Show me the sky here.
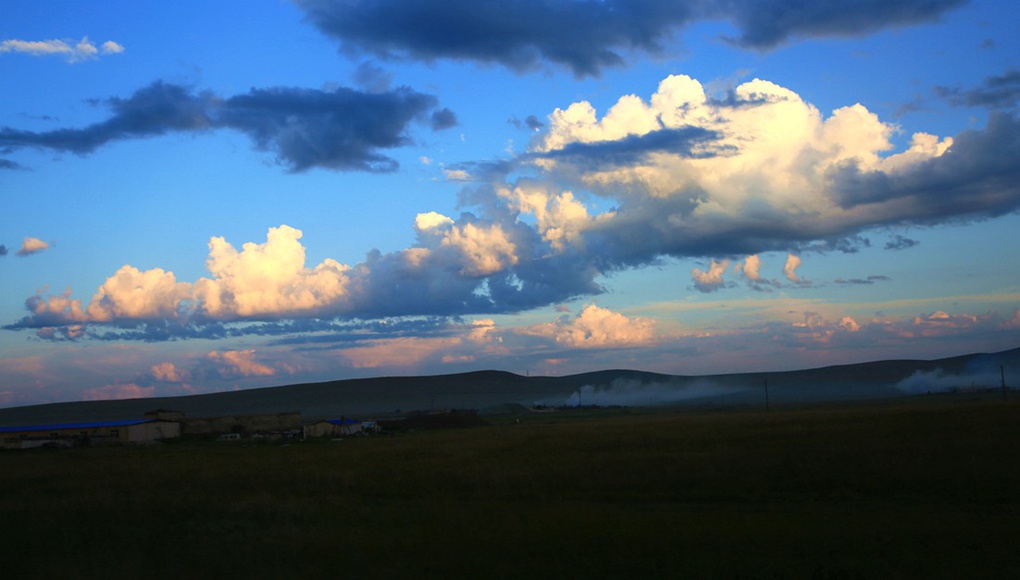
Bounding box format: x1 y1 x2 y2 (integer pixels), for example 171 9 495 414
1 0 1018 407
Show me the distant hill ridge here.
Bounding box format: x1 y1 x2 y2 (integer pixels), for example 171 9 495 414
0 347 1016 427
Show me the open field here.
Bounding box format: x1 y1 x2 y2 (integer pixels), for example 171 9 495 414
2 397 1020 578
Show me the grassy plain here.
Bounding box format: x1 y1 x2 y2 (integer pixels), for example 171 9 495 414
2 397 1019 578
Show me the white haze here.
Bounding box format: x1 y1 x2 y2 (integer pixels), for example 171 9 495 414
548 378 745 408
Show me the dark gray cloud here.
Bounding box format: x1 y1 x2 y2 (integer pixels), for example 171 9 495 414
885 235 919 250
531 126 722 168
352 60 394 92
718 0 966 49
295 0 964 76
829 112 1020 223
0 80 452 172
0 159 27 170
936 69 1020 109
430 107 458 130
834 275 891 285
509 115 547 131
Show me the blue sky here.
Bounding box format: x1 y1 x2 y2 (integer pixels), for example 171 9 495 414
1 0 1018 406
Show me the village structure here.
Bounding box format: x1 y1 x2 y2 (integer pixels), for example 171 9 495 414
0 408 380 450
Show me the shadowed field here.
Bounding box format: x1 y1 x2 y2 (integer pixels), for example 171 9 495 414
2 398 1019 577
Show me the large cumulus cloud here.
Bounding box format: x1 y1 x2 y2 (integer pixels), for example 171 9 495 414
0 81 453 172
8 74 1020 340
295 0 964 76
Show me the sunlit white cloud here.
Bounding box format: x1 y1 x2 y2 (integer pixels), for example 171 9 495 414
16 237 49 257
0 36 124 62
783 254 803 283
691 259 730 293
208 349 276 377
80 383 155 401
522 304 655 348
151 362 185 383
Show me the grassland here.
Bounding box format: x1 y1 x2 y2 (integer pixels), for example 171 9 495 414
2 397 1019 578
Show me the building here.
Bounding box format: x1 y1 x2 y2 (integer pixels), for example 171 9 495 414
303 418 364 439
0 419 181 449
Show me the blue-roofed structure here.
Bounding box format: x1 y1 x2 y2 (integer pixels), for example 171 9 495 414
303 417 364 438
0 418 180 449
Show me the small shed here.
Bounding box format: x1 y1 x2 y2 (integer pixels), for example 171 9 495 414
303 418 363 439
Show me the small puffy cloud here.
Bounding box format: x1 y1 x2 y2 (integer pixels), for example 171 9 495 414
151 362 185 383
885 235 920 250
691 259 730 293
80 383 155 401
526 304 655 348
443 168 472 181
783 254 803 283
16 237 49 257
0 36 125 62
208 349 276 377
740 255 762 282
414 211 454 231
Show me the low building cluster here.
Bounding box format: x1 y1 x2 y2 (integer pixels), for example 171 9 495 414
0 409 379 450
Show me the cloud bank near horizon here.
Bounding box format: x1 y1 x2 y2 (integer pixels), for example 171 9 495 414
295 0 965 76
7 73 1020 341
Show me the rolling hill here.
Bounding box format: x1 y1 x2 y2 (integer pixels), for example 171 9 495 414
0 347 1017 427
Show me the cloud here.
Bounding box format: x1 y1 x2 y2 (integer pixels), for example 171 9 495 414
524 304 655 348
0 159 27 170
0 36 124 62
151 362 185 383
9 74 1020 339
716 0 965 49
691 259 730 293
0 80 451 172
936 69 1020 109
783 254 803 283
885 235 919 250
80 383 155 401
208 349 276 377
16 237 49 257
295 0 963 76
193 225 352 320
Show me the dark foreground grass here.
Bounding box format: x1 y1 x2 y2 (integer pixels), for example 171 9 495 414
2 399 1019 578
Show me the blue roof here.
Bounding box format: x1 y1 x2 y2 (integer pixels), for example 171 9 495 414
0 418 153 434
325 418 362 426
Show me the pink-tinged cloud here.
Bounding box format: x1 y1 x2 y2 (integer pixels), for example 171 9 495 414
151 362 185 383
740 255 762 282
80 383 156 401
340 336 464 369
208 349 276 377
691 259 729 292
783 254 803 283
16 237 49 257
525 304 655 348
87 266 190 322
